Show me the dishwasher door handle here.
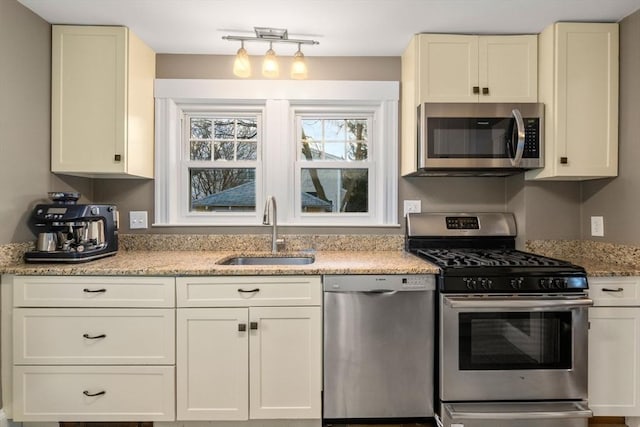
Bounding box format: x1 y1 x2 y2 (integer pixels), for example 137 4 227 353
364 289 398 295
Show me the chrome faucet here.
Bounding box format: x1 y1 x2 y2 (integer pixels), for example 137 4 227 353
263 196 284 253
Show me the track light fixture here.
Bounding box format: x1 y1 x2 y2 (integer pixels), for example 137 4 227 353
223 27 319 79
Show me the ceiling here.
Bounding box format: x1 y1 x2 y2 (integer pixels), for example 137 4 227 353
17 0 640 57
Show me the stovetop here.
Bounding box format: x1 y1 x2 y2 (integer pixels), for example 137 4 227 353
406 212 588 293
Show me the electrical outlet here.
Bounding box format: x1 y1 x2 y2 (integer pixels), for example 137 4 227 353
591 216 604 237
403 200 422 217
129 211 148 229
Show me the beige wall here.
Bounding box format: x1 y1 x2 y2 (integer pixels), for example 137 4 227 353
0 0 91 245
580 8 640 244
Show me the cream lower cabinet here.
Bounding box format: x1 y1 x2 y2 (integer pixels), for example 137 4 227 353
588 277 640 417
6 275 176 422
176 276 322 421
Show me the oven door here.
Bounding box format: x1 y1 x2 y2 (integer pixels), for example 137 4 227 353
440 294 592 402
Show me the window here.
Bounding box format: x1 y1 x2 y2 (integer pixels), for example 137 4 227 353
186 114 260 213
155 80 398 227
295 114 372 217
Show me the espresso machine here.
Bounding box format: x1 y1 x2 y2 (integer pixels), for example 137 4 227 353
24 192 119 263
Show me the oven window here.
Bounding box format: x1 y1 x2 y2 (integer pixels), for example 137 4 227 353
458 312 572 370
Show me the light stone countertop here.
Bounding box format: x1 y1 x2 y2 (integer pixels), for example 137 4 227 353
0 250 439 276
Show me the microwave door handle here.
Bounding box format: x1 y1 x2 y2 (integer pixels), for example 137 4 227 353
510 108 526 166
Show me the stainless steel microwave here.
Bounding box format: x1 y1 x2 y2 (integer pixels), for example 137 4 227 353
413 103 544 176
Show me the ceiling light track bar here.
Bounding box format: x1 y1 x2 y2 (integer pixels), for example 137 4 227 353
222 35 319 46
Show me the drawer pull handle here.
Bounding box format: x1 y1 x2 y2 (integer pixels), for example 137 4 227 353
83 390 106 397
83 333 107 340
83 288 107 293
238 288 260 293
602 287 624 292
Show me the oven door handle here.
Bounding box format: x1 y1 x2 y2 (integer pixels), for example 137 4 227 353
443 296 593 309
444 402 592 420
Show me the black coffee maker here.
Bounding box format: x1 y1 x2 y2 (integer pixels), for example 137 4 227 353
24 192 119 263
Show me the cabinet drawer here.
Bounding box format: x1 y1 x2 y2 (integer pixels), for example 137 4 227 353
13 365 175 421
13 308 175 365
589 277 640 306
13 276 175 307
176 276 322 307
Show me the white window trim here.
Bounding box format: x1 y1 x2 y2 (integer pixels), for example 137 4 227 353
155 79 399 227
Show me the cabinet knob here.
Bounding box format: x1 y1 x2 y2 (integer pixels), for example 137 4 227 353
250 321 258 330
238 323 247 332
560 157 568 164
482 87 489 95
114 154 122 162
472 86 480 94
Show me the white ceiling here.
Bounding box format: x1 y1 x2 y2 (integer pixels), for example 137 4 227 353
17 0 640 57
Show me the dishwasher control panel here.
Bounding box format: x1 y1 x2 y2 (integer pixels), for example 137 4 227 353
323 274 436 292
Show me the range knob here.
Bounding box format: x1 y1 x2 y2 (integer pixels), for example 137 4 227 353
463 278 477 290
539 278 550 289
553 278 567 289
510 277 524 290
479 278 493 290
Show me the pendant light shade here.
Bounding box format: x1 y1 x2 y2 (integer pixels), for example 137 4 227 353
291 45 308 79
223 27 318 80
262 43 279 78
232 42 251 78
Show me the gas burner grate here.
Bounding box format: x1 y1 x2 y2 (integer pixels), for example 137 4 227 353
416 248 567 268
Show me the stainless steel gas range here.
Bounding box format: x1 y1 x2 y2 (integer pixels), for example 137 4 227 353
406 212 593 427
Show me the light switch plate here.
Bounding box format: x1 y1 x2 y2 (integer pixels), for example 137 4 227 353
403 200 421 216
591 216 604 237
129 211 148 229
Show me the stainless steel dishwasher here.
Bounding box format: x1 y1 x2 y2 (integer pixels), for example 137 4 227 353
323 274 436 421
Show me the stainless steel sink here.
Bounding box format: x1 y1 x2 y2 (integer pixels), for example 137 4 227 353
218 255 315 265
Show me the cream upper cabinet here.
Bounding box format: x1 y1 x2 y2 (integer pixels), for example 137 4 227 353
401 33 537 175
410 34 538 103
526 22 619 181
51 25 155 178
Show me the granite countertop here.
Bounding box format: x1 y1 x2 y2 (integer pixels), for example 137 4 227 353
0 249 439 276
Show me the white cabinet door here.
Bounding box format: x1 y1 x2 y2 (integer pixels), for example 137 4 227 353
51 25 155 178
478 35 538 102
176 308 249 420
526 22 619 180
418 34 479 103
416 34 537 103
589 307 640 416
249 306 322 419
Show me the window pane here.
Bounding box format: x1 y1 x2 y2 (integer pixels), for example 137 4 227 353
190 118 211 139
214 141 235 161
237 119 258 140
190 168 256 212
299 118 369 161
301 168 368 213
237 141 257 160
190 141 211 161
214 119 235 140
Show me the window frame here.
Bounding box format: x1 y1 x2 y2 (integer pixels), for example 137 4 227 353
155 79 398 227
181 108 263 222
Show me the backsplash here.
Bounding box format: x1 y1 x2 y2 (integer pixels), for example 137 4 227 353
527 239 640 267
119 233 405 252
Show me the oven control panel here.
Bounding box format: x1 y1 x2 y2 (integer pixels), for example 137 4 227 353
445 274 588 292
